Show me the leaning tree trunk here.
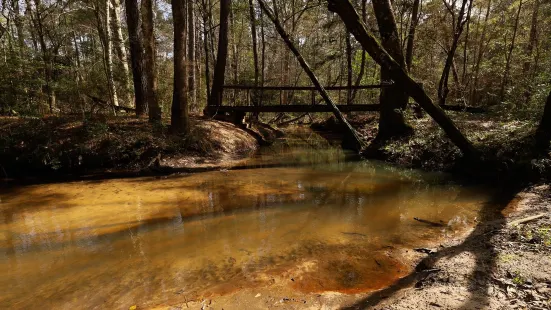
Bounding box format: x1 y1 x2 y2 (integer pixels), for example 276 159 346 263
536 90 551 150
327 0 477 158
171 0 189 133
372 0 412 140
208 0 231 107
258 0 364 151
125 0 147 116
141 0 161 121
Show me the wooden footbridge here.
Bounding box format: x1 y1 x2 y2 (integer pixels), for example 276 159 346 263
204 84 386 123
204 84 484 124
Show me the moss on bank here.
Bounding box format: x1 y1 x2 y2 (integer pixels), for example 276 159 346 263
0 115 258 179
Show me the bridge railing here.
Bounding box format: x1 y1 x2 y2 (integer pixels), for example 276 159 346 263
219 84 391 108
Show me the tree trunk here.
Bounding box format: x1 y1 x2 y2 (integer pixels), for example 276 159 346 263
32 0 56 113
141 0 161 121
470 0 491 104
125 0 147 116
536 89 551 150
405 0 420 71
111 0 132 106
461 0 473 83
171 0 189 133
499 0 522 103
328 0 477 158
523 0 539 104
187 0 196 111
372 0 412 140
248 0 259 101
13 0 25 52
437 0 470 106
260 6 266 104
351 0 367 102
345 32 353 105
229 7 238 96
201 0 211 102
104 0 119 108
258 0 364 152
208 0 231 107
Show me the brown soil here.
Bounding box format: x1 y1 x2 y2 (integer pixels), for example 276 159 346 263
0 115 259 180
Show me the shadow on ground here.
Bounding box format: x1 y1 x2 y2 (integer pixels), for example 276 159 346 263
341 183 524 310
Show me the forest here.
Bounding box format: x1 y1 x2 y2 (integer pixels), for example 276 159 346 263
1 0 551 308
0 0 550 175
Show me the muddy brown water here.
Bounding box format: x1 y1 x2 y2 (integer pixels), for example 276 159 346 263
0 129 494 309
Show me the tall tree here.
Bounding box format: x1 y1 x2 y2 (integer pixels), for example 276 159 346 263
200 0 211 101
523 0 540 104
111 0 132 106
350 0 367 102
141 0 161 121
187 0 197 111
437 0 471 106
248 0 259 99
499 0 523 103
372 0 412 140
208 0 231 107
172 0 190 133
30 0 56 113
328 0 477 158
345 32 353 105
536 89 551 149
405 0 420 71
125 0 147 116
470 0 491 104
95 0 119 109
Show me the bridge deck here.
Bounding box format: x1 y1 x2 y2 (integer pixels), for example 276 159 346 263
205 104 380 113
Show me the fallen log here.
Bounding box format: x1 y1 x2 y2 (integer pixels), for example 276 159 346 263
414 217 446 227
440 104 487 113
508 213 548 227
86 94 136 114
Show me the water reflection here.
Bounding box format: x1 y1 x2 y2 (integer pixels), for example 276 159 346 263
0 130 492 309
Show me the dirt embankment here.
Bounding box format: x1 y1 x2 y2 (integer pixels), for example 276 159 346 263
0 115 265 180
